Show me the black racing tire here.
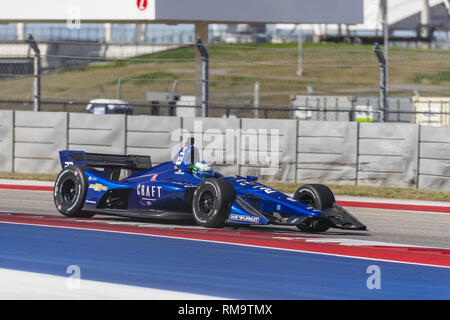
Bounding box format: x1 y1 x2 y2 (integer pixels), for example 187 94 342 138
294 184 335 232
53 165 94 218
192 178 236 228
294 184 335 211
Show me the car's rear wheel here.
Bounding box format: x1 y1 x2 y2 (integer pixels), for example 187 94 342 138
294 184 335 232
192 178 236 228
54 165 94 218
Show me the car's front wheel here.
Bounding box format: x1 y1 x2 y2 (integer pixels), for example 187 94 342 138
294 184 335 232
192 178 236 228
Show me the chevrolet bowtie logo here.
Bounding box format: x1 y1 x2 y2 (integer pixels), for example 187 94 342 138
89 183 107 192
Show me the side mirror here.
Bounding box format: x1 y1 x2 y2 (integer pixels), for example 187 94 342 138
246 176 258 182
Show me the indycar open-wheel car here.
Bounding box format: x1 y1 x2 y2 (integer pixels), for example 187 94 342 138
53 139 366 233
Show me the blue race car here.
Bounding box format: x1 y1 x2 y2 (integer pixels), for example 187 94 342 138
53 139 366 232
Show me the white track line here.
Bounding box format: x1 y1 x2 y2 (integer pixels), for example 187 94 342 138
0 267 226 300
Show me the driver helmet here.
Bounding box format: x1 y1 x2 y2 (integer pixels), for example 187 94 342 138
192 161 214 179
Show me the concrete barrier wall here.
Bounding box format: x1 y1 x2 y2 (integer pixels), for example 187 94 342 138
358 123 419 188
14 111 67 173
418 126 450 190
297 121 357 185
240 118 297 182
2 110 450 191
0 111 13 172
68 113 125 155
126 115 181 164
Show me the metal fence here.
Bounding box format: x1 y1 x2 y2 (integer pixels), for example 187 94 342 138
1 39 450 123
1 97 450 126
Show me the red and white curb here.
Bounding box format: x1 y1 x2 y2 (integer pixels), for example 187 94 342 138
0 179 54 192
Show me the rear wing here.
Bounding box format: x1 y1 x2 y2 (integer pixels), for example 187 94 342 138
59 150 152 170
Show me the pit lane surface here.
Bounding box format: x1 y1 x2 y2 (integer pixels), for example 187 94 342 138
1 189 449 249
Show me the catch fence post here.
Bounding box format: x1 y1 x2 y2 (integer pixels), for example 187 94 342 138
26 34 41 112
195 38 209 117
254 82 260 118
374 43 387 122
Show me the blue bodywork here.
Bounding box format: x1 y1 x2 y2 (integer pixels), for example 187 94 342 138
59 145 328 227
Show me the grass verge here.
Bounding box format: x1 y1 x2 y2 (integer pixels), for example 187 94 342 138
0 172 58 182
0 172 448 202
